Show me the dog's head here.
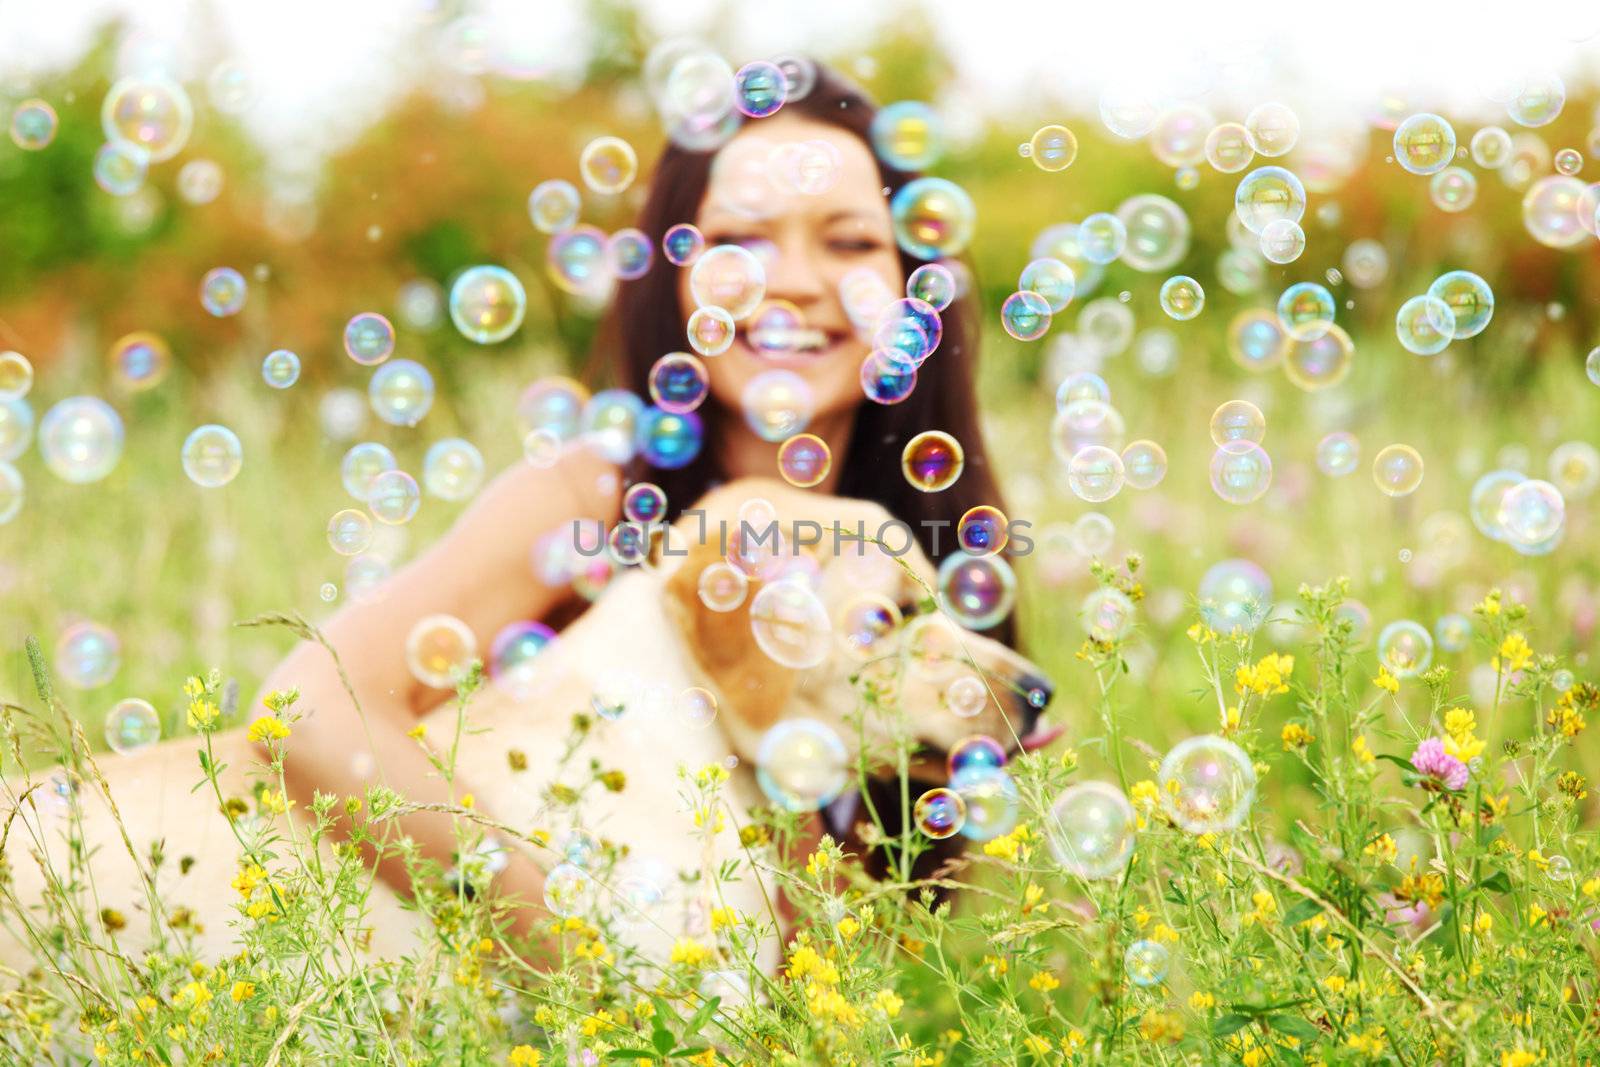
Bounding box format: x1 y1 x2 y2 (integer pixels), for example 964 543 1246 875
658 478 1055 801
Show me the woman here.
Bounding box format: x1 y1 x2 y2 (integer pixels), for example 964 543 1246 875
262 61 1013 936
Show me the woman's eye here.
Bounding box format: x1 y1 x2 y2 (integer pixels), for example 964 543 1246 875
827 237 882 254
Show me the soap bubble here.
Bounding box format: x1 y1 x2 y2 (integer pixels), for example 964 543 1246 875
0 352 33 399
1124 940 1171 986
836 594 902 660
1429 167 1478 213
578 135 638 194
543 864 595 917
1067 445 1125 502
1393 113 1456 175
104 698 161 754
1028 124 1078 171
1283 325 1354 391
1523 176 1591 248
0 462 21 524
40 397 123 484
1316 431 1360 476
1117 194 1189 272
368 469 421 524
913 787 967 839
344 312 395 366
181 425 243 488
734 61 786 118
890 177 977 260
777 433 831 488
405 614 478 689
750 579 832 669
1078 213 1128 264
690 245 767 319
902 430 964 492
1258 218 1306 264
687 305 736 356
93 141 148 196
327 508 374 556
103 75 193 162
1001 291 1052 341
1427 271 1494 338
423 438 485 501
1205 122 1254 173
742 369 812 442
1471 126 1513 168
1507 73 1565 127
1120 439 1167 489
341 442 397 501
1245 102 1299 157
1045 781 1135 880
1018 258 1076 313
1228 309 1288 371
1395 295 1455 355
1498 479 1565 546
261 349 301 388
1377 619 1433 676
199 267 247 317
907 263 957 310
1150 104 1212 168
1158 735 1257 834
648 352 710 414
1235 166 1306 234
1470 469 1527 540
937 551 1016 631
1199 559 1272 634
1099 84 1159 139
1372 444 1424 497
57 622 120 689
871 100 941 170
663 222 705 267
756 719 849 811
1276 282 1336 341
450 265 526 343
10 99 57 150
1210 400 1266 447
1081 587 1135 640
369 360 435 427
1159 275 1204 320
1210 441 1273 504
528 179 580 233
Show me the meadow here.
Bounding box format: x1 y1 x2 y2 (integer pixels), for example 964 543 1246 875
4 17 1600 1065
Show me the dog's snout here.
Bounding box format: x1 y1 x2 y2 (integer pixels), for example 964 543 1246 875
1013 671 1054 731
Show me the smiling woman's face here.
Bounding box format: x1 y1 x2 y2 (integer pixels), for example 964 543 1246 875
678 112 902 431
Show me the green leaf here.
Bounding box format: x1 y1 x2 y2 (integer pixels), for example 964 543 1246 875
606 1051 659 1061
1282 898 1322 926
652 1028 675 1056
670 1049 710 1059
1476 870 1512 893
1212 1013 1253 1037
1269 1014 1322 1041
684 995 722 1037
1374 753 1418 775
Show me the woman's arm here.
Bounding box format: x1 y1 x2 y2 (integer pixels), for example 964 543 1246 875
256 443 620 934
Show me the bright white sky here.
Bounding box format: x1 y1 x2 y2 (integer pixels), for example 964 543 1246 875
3 0 1599 162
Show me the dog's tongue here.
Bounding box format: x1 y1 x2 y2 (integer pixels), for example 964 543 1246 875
1018 721 1066 753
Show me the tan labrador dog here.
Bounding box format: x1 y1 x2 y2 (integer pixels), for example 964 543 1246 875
1 479 1052 977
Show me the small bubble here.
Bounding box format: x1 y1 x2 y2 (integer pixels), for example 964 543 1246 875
1398 548 1413 563
1118 290 1132 302
1017 142 1032 157
320 582 338 602
1324 268 1343 286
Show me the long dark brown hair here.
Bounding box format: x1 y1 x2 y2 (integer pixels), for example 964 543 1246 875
591 61 1015 884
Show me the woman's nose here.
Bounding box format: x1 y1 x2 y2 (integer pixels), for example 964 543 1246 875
760 240 828 309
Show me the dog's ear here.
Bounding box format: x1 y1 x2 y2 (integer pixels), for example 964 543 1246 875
662 529 795 734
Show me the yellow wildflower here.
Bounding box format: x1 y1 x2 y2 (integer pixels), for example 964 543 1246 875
1243 890 1278 927
1280 722 1315 751
1151 923 1179 944
669 938 711 967
406 723 427 740
1582 877 1600 898
246 715 291 743
1501 1051 1541 1067
1443 707 1485 762
873 989 903 1018
1186 622 1216 644
508 1047 542 1067
186 698 220 731
1352 734 1375 764
1235 653 1294 697
1528 904 1547 927
1497 632 1533 674
229 981 254 1003
1188 991 1216 1011
1022 1035 1052 1056
1474 912 1494 936
1373 666 1399 694
1324 975 1347 994
1028 970 1060 992
805 844 835 878
1365 833 1398 864
835 915 860 939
